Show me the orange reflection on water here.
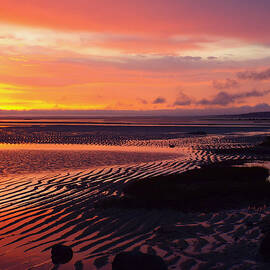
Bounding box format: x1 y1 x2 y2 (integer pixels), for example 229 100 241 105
0 143 185 177
0 143 185 154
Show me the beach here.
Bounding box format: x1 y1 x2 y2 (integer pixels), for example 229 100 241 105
0 120 270 269
2 2 270 268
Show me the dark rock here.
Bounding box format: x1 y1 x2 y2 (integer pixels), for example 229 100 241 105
259 233 270 262
51 244 73 265
112 251 167 270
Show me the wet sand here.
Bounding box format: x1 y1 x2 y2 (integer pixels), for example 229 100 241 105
0 131 270 269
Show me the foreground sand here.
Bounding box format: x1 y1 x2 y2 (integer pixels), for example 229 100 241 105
0 134 270 269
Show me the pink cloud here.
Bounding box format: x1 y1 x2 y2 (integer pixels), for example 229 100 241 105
1 0 270 44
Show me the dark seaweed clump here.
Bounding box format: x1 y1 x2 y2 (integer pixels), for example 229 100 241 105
260 137 270 147
99 166 270 212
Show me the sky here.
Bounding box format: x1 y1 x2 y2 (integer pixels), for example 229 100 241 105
0 0 270 116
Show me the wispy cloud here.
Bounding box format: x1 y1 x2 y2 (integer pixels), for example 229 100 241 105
237 68 270 80
213 79 239 90
153 97 166 104
197 90 270 106
137 98 148 104
173 92 192 106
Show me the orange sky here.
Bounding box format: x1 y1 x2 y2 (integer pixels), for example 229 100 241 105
0 0 270 115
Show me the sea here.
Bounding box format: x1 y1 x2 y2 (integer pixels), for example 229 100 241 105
0 116 270 269
0 116 269 176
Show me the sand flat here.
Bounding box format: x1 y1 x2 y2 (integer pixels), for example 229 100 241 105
0 132 270 269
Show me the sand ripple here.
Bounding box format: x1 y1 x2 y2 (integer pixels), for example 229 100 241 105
0 134 269 269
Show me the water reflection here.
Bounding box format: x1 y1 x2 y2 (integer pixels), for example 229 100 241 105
0 143 184 177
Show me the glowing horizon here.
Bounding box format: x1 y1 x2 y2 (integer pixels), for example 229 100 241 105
0 0 270 115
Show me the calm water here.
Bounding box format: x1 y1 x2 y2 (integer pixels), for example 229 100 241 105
0 117 270 270
0 117 269 176
0 144 183 176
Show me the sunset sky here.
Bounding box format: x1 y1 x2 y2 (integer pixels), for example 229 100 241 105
1 0 270 115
